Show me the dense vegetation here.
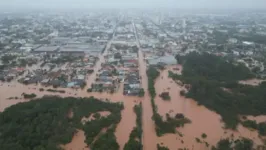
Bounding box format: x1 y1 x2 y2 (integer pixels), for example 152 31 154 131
181 52 254 82
90 125 119 150
0 96 123 150
1 54 17 64
147 67 160 99
212 138 256 150
169 52 266 129
147 67 191 136
124 103 143 150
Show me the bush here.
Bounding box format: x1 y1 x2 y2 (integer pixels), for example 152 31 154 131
201 133 207 139
159 92 171 101
195 137 201 143
93 113 101 119
47 89 65 93
180 90 186 96
22 93 37 99
87 88 92 92
175 113 185 119
138 88 145 97
157 144 169 150
241 120 257 130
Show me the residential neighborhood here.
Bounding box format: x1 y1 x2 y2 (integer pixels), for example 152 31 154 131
1 9 266 150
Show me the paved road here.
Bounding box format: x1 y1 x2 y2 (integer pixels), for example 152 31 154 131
85 21 119 90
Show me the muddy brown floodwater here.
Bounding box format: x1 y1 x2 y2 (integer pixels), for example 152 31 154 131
138 50 158 150
0 24 142 150
0 79 141 150
61 129 89 150
153 66 265 150
1 60 266 150
81 111 111 125
239 78 266 86
246 115 266 123
3 22 266 150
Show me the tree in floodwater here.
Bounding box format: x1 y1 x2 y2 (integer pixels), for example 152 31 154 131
0 96 123 150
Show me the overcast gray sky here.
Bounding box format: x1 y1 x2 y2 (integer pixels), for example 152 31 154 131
1 0 266 10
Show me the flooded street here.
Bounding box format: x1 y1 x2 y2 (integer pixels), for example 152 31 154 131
85 40 112 90
134 20 158 150
138 49 158 150
1 54 266 150
115 99 138 150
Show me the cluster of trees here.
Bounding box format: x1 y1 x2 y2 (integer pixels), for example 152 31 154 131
91 125 119 150
146 67 191 136
147 67 160 99
22 93 37 99
157 144 169 150
17 58 38 67
169 53 266 129
212 138 255 150
87 88 93 92
241 119 266 136
0 96 124 150
124 103 143 150
182 52 254 82
1 55 17 64
46 89 66 93
83 108 122 148
159 92 171 101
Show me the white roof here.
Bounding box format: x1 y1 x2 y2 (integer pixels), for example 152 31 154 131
243 41 254 45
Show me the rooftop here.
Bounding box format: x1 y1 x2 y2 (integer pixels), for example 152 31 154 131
34 46 60 52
